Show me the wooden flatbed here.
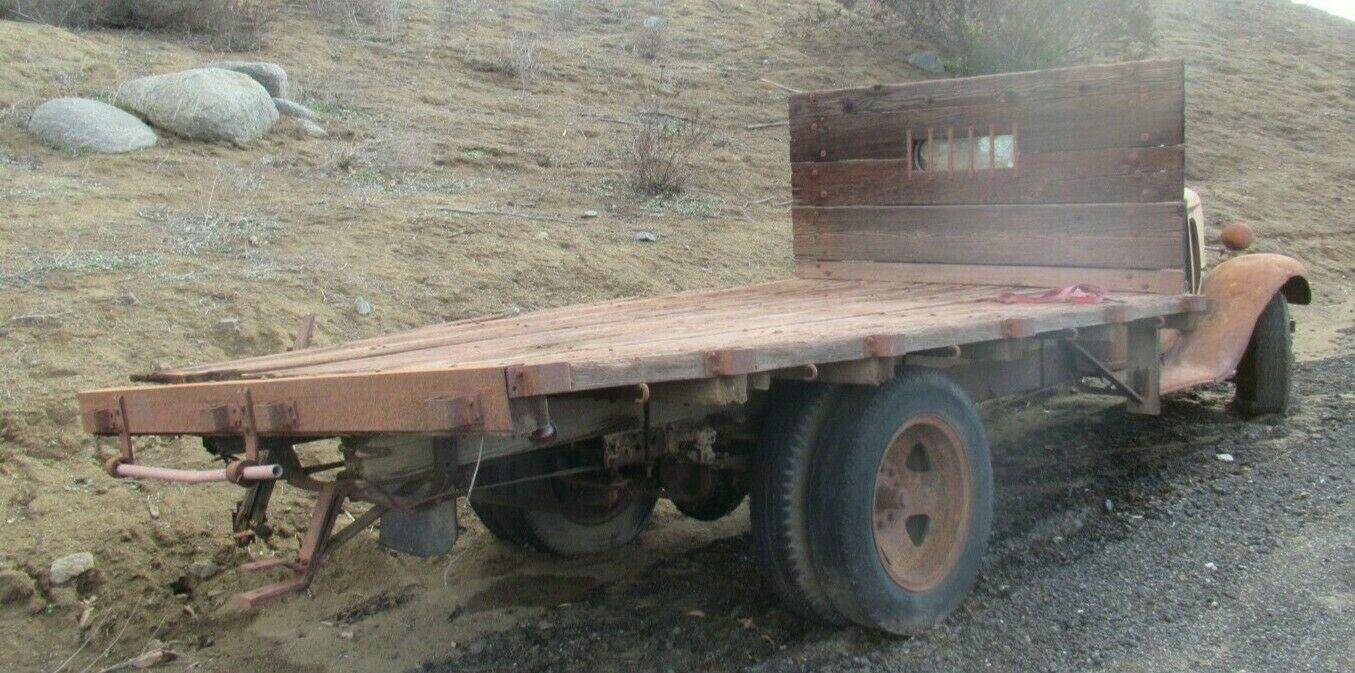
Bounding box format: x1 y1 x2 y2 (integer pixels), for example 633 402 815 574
81 277 1200 437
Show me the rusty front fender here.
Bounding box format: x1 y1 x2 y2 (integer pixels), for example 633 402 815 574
1161 253 1310 394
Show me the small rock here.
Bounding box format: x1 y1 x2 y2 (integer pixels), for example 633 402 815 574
272 97 316 120
298 119 328 138
0 569 36 604
355 297 373 316
685 609 706 618
1102 498 1114 513
50 552 95 585
338 630 354 640
1204 561 1218 571
116 68 279 143
215 318 243 334
907 50 946 75
27 97 157 154
125 649 175 669
205 61 289 98
1215 452 1235 463
642 15 666 30
633 230 659 242
114 292 139 306
581 210 599 219
190 560 220 580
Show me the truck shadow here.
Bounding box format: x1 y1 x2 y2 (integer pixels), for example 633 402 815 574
420 375 1314 673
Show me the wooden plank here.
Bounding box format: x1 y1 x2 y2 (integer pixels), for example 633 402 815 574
1124 319 1162 414
79 367 517 436
792 146 1183 206
221 284 999 380
789 59 1183 119
793 202 1185 269
563 293 1191 391
790 88 1182 163
795 260 1185 294
796 169 1183 207
795 234 1180 269
794 203 1185 238
148 280 842 382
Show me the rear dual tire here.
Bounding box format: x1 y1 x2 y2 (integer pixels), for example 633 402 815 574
751 370 993 634
470 455 655 557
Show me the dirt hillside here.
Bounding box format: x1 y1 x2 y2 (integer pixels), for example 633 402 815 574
0 1 1350 672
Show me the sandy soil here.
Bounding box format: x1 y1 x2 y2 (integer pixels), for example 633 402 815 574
0 1 1350 672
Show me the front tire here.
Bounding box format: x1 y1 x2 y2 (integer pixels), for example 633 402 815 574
1235 293 1292 417
808 368 993 634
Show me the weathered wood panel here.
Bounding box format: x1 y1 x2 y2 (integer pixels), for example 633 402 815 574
788 59 1187 290
794 165 1183 206
80 367 518 436
793 203 1186 269
790 88 1183 163
791 146 1183 206
796 260 1186 294
789 59 1183 119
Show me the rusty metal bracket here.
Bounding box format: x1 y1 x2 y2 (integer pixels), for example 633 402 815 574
704 348 758 377
233 483 386 610
98 395 136 477
1065 339 1145 406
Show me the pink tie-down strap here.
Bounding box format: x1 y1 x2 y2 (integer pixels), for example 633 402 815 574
998 284 1107 305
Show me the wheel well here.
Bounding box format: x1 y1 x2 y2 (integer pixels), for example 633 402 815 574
1281 275 1311 305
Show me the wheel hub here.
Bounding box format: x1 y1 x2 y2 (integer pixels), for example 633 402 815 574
872 414 972 592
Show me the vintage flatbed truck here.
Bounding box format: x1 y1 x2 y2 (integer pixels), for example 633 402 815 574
78 60 1311 634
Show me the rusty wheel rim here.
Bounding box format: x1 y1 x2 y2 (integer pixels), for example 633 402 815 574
872 413 972 592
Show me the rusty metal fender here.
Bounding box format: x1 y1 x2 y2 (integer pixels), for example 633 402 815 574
1161 253 1309 394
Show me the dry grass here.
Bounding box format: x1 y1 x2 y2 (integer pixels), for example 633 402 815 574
313 0 403 41
877 0 1155 74
325 126 431 175
621 98 711 198
632 15 665 60
503 29 543 86
0 0 275 50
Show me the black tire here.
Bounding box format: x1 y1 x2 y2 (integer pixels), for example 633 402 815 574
808 368 993 634
471 453 655 557
749 382 848 625
469 460 531 545
1235 293 1292 417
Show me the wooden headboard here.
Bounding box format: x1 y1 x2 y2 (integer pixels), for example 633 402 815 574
788 60 1187 294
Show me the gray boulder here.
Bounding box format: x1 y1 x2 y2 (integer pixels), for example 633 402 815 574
907 50 946 75
27 98 157 154
116 68 278 143
298 119 328 138
50 552 95 585
272 97 316 120
205 61 289 98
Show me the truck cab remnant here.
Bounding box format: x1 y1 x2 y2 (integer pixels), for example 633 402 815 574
78 60 1308 634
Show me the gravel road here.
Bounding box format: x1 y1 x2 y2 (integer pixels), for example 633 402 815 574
420 353 1354 673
